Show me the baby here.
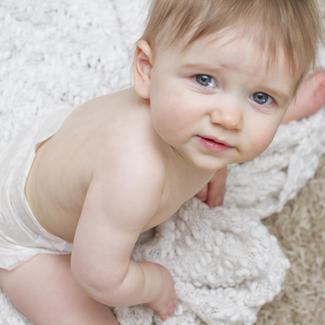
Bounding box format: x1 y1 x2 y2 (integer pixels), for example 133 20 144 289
0 0 324 324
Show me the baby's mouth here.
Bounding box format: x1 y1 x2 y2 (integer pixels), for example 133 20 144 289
198 135 231 148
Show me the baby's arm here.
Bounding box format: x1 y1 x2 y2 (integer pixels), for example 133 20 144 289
70 154 177 319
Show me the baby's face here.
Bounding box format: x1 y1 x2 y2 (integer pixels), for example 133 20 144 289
148 30 297 171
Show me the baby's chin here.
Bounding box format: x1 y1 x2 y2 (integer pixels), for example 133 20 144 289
189 155 231 172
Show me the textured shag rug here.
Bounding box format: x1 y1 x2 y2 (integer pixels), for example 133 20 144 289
256 156 325 325
0 1 324 324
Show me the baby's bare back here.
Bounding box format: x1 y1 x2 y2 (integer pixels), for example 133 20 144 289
25 94 124 242
26 90 147 242
25 89 205 243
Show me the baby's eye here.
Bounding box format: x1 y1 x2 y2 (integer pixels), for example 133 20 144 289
195 74 217 88
250 92 274 105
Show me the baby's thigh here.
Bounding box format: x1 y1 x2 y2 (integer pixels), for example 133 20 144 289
1 254 118 325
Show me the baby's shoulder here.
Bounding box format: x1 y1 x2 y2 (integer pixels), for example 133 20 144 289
96 128 167 190
75 89 168 194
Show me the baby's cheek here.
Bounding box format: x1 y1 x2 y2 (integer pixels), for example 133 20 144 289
151 106 181 143
247 127 278 159
151 98 193 139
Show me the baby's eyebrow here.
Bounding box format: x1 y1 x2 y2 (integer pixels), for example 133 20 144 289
182 62 219 73
183 62 252 76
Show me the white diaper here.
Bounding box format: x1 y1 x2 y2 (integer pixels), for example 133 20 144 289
0 109 74 270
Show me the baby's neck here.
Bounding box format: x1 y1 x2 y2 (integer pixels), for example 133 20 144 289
161 141 216 199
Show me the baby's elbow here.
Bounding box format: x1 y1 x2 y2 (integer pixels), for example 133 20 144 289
72 268 125 306
70 255 125 305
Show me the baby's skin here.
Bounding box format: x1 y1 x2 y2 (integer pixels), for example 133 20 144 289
0 30 324 323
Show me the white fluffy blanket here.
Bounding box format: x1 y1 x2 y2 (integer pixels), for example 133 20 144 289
0 1 324 324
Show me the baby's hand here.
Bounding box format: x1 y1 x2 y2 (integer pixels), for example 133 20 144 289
145 265 178 321
282 69 325 123
196 167 227 207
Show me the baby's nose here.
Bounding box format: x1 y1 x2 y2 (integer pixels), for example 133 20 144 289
210 101 242 130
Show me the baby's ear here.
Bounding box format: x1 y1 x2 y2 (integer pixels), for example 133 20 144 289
133 40 153 99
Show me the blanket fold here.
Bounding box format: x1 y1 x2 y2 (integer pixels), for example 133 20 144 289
115 202 290 324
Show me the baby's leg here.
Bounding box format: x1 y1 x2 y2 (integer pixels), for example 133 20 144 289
282 70 325 123
0 254 118 325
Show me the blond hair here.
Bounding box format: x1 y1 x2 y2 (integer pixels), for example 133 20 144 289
141 0 324 79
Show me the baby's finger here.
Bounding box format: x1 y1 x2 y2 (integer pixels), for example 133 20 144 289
196 186 208 201
208 195 224 207
207 183 225 207
169 301 177 314
165 308 175 319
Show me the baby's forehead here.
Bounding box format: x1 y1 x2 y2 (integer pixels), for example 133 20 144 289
177 32 291 75
161 23 304 79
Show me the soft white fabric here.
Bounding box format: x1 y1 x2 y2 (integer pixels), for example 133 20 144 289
0 1 323 324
